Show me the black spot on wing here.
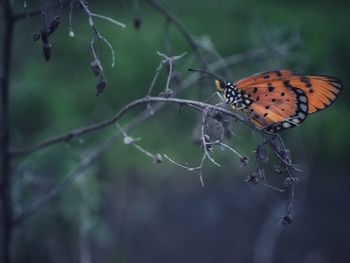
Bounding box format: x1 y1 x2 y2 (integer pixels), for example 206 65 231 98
267 83 274 92
275 70 282 77
283 79 292 89
300 76 312 87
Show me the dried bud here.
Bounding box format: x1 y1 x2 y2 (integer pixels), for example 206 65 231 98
90 59 103 76
96 79 106 96
154 153 163 164
133 16 142 30
49 16 60 35
280 215 293 225
41 28 49 44
42 43 52 61
159 88 173 98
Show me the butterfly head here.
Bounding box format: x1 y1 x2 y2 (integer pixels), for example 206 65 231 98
214 79 226 92
216 79 253 109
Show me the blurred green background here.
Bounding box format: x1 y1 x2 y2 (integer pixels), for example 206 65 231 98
4 0 350 262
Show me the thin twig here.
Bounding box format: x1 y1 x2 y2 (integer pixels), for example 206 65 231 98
201 109 221 167
115 124 160 162
163 154 204 187
90 13 126 28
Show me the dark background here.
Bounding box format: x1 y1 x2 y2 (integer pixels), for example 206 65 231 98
3 0 350 262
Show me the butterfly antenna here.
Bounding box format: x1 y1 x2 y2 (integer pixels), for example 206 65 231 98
188 68 220 79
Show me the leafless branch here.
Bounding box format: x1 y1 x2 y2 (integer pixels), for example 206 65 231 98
147 51 187 96
10 39 296 157
1 1 14 262
116 123 162 163
10 96 250 156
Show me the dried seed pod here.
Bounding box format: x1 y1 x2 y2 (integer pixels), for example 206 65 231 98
41 28 49 44
43 42 52 61
49 16 60 35
96 79 106 96
154 153 163 164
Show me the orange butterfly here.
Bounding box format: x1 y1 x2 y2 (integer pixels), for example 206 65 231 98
191 69 342 132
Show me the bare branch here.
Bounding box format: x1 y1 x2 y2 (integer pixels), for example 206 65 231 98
10 96 251 156
9 34 297 157
201 109 221 167
10 39 297 156
116 124 162 163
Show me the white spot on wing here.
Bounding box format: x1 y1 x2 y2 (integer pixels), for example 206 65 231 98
282 122 292 128
298 112 306 119
299 96 307 103
300 104 307 112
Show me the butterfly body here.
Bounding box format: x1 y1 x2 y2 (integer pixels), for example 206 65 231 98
214 70 342 132
216 80 254 109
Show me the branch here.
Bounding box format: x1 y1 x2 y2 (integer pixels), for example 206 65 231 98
10 96 251 156
10 37 297 157
1 1 14 262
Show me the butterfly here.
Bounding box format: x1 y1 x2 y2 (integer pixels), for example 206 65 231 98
189 69 342 132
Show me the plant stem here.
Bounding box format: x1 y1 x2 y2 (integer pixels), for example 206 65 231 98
1 1 14 262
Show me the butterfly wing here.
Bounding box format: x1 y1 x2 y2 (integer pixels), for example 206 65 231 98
278 75 342 114
235 70 293 87
234 70 342 131
239 80 309 131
